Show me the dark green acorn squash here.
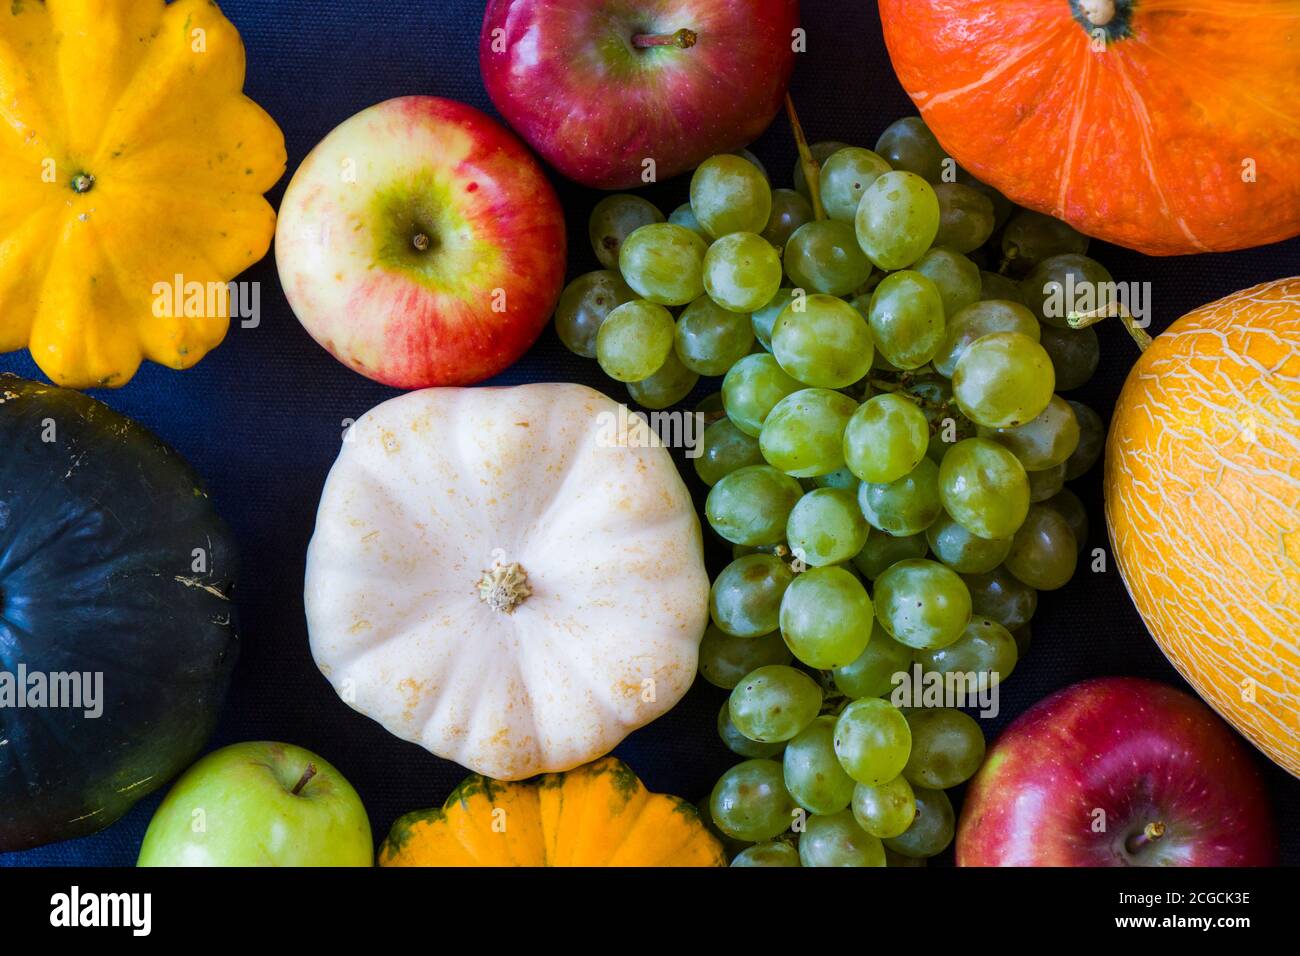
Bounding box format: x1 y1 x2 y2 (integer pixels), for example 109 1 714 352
0 374 238 851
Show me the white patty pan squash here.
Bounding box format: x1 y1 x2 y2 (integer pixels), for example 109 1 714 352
305 383 710 780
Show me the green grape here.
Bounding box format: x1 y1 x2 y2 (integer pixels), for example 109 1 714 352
912 247 982 318
961 567 1038 631
589 194 664 269
1022 253 1115 328
783 220 874 297
857 456 944 537
952 331 1055 428
1005 503 1078 590
833 620 913 699
979 395 1080 471
626 351 699 409
784 716 857 814
833 698 912 785
1044 487 1089 551
820 147 892 222
718 700 786 758
704 232 783 314
690 154 772 238
1064 401 1104 479
938 437 1030 539
814 466 859 491
1001 209 1089 275
786 488 870 568
619 223 708 306
722 353 804 437
759 388 857 477
735 147 769 181
729 664 823 742
851 775 916 839
1027 462 1066 502
901 708 986 789
979 270 1025 304
851 529 929 581
762 188 814 250
771 294 874 387
699 626 793 690
843 393 930 485
855 171 941 271
793 140 852 200
695 390 725 415
711 554 797 637
883 786 954 858
914 615 1018 691
695 418 764 486
706 464 804 546
1039 323 1100 391
554 270 637 358
874 558 972 650
925 512 1012 574
668 202 710 240
675 294 755 375
956 170 1014 231
867 271 945 370
799 810 886 867
751 288 793 351
932 300 1040 378
933 182 996 254
595 299 675 382
875 117 947 183
778 565 873 668
731 841 800 867
710 759 798 842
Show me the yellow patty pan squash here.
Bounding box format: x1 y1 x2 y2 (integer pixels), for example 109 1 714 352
379 758 726 867
0 0 286 388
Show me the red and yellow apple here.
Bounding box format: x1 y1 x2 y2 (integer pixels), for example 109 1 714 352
957 678 1276 867
480 0 801 189
276 96 566 388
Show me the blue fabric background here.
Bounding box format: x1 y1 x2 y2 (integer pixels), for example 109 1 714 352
2 0 1297 866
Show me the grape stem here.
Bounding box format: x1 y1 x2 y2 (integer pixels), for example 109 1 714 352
632 29 697 49
1066 301 1153 352
785 95 827 221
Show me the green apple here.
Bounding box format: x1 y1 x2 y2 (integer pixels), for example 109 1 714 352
137 742 372 867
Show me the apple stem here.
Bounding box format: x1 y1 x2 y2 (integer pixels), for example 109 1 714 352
1125 821 1166 854
1066 300 1153 352
291 763 318 796
785 95 826 221
412 233 431 253
631 28 697 49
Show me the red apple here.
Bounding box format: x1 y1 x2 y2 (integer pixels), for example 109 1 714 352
957 677 1276 866
479 0 801 190
275 96 566 388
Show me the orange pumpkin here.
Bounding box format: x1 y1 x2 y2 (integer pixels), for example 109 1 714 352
1107 277 1300 777
379 757 726 867
878 0 1300 256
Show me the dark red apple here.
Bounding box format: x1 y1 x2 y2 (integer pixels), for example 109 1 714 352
957 677 1276 866
480 0 801 189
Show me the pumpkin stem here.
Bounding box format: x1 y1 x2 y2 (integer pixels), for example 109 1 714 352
70 172 96 195
1124 820 1166 854
632 28 697 50
478 561 532 613
785 95 827 221
1066 301 1153 352
291 763 318 796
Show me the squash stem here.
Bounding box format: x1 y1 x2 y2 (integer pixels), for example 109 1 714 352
1066 302 1153 352
479 561 532 613
786 95 827 221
